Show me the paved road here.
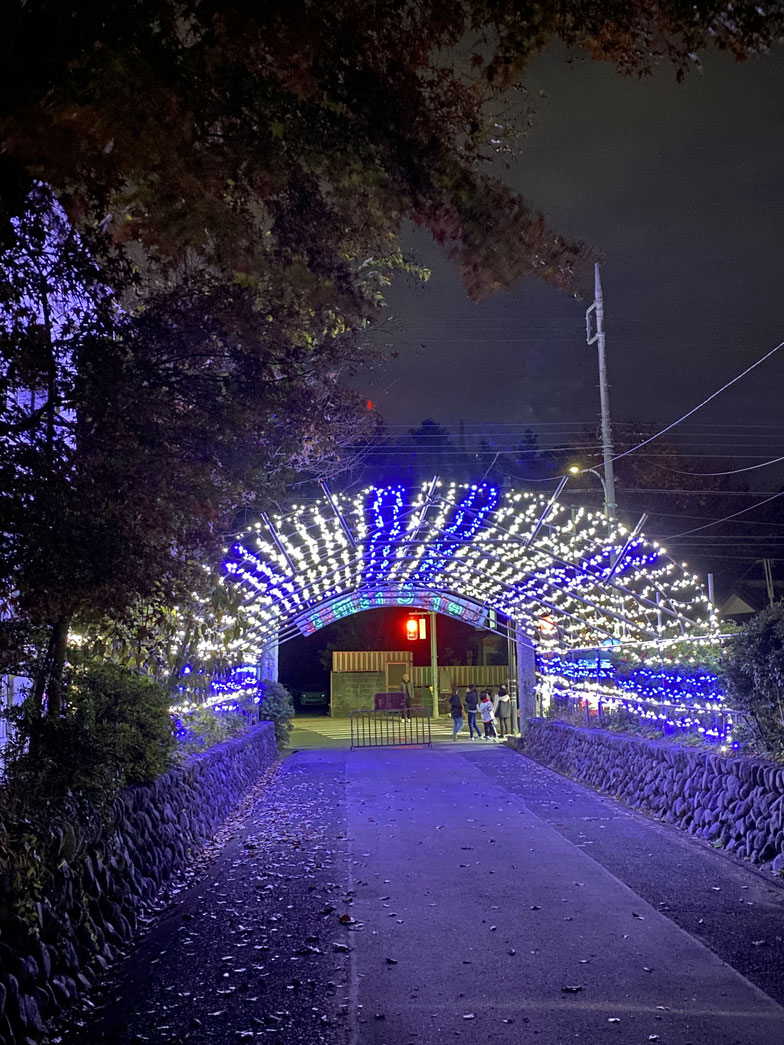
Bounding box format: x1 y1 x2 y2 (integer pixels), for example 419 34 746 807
53 742 784 1045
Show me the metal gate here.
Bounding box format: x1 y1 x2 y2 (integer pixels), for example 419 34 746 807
350 707 432 749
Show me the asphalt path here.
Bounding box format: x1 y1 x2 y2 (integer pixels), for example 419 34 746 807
51 741 784 1045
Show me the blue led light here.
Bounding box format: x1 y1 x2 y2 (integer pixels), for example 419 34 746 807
220 482 716 665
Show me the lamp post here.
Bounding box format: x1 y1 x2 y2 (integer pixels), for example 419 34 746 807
568 464 611 523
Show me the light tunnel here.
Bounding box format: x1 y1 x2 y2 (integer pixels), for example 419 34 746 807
224 480 718 665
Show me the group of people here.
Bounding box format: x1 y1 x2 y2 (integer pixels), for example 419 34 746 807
447 684 514 741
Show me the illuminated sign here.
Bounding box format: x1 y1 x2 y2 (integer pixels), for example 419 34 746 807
293 589 488 636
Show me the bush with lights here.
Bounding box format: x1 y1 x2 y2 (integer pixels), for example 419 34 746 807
537 635 741 749
722 604 784 758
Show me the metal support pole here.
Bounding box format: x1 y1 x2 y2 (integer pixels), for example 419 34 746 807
586 263 617 521
319 479 358 549
429 611 439 718
507 625 519 736
763 559 775 606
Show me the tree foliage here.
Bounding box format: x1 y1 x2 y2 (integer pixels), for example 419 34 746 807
722 603 784 756
2 661 175 811
4 1 781 303
2 1 782 705
257 680 295 750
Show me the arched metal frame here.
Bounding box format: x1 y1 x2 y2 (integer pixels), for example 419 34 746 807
224 481 717 658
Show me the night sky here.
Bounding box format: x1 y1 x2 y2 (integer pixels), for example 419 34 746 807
359 43 784 450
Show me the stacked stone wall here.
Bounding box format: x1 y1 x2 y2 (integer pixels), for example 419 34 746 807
518 720 784 873
0 722 278 1044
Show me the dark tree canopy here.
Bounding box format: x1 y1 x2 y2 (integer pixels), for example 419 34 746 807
2 1 782 302
2 0 783 706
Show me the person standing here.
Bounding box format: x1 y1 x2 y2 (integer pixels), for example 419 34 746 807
479 691 498 741
493 685 513 739
448 688 464 740
464 684 482 740
401 673 413 719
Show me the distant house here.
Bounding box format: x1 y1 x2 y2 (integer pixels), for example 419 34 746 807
718 564 783 623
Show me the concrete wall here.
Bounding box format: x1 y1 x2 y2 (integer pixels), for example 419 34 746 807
0 723 279 1044
517 720 784 873
330 671 385 716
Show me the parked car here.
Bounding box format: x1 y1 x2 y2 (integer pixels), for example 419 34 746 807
298 687 329 712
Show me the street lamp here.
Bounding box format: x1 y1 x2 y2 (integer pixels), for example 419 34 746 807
567 464 611 521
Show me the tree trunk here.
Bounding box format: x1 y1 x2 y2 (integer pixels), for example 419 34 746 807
30 626 57 717
46 614 70 717
30 615 71 719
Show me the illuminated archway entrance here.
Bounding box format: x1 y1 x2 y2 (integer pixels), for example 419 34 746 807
225 480 717 721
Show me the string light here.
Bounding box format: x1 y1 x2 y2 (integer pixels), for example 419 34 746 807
222 481 718 665
537 651 738 747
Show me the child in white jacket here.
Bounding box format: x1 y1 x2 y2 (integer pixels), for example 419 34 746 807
479 691 498 741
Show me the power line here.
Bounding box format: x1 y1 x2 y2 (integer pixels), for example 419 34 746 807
609 338 784 465
641 453 784 477
665 490 784 541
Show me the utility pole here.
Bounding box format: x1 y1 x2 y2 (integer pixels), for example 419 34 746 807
429 611 439 718
586 263 617 522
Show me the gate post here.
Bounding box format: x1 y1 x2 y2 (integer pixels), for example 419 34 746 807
515 625 537 735
257 634 279 684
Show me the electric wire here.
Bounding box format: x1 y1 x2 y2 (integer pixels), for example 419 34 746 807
665 490 784 541
607 338 784 465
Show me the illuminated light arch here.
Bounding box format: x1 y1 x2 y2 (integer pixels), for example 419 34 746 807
224 481 718 659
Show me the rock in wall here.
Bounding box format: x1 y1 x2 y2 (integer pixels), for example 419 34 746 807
0 722 278 1044
518 720 784 872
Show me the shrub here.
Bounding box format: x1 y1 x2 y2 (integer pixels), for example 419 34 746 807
722 604 784 758
175 705 250 755
3 661 175 811
258 680 294 749
0 661 176 945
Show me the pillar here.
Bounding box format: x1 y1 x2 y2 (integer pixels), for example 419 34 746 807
515 625 537 735
257 636 279 684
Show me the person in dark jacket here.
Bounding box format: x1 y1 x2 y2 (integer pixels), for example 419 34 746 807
493 685 513 738
464 684 482 739
448 689 464 740
401 673 413 718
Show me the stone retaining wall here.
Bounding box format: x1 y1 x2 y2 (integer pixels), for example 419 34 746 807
517 719 784 874
0 722 278 1044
